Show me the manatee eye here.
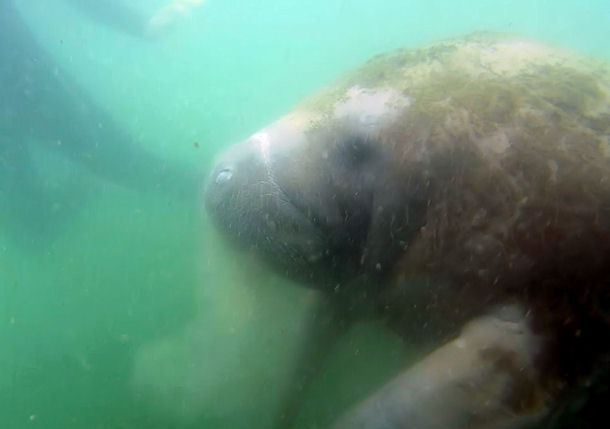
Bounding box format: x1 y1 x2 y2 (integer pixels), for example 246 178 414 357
215 168 233 184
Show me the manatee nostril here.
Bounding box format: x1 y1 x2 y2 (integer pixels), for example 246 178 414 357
215 168 233 184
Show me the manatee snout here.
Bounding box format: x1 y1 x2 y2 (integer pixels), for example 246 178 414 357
204 136 277 231
204 130 330 282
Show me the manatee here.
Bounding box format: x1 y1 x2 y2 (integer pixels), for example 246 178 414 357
205 33 610 428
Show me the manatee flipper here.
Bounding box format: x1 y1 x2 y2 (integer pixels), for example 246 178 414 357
273 293 350 429
333 306 548 429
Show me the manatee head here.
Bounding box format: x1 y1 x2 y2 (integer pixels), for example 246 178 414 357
205 87 427 289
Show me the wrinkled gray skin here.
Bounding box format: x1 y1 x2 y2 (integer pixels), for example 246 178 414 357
205 35 610 429
206 87 426 290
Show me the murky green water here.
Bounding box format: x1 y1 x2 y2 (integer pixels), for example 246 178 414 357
1 1 609 428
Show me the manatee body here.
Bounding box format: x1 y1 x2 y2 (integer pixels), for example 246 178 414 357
206 33 610 428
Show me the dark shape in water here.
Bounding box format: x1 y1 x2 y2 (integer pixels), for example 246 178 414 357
0 0 200 242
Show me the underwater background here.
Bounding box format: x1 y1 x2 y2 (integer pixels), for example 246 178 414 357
1 0 609 427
